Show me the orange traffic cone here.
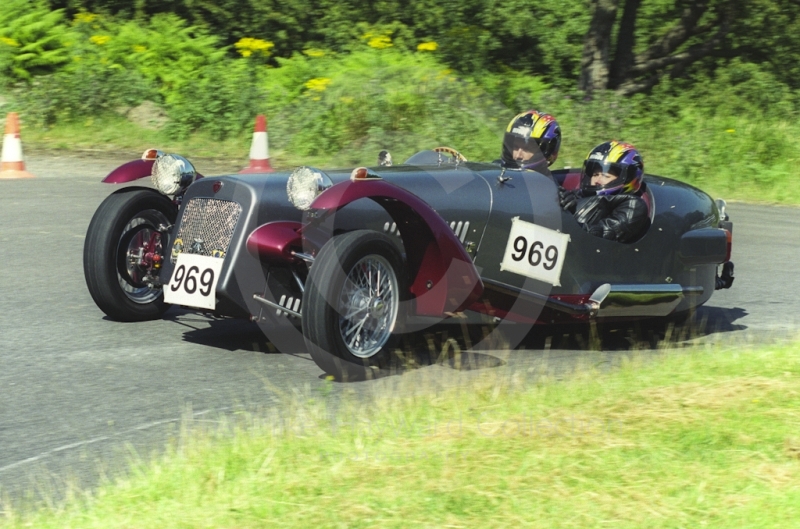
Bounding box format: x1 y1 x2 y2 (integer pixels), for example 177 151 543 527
239 114 274 173
0 112 35 179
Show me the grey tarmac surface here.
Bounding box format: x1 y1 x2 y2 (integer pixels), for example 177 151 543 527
1 152 798 502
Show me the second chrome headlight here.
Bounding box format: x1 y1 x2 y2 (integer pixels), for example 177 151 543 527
286 166 332 210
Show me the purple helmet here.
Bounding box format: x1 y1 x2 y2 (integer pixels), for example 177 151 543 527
580 141 644 196
501 110 561 170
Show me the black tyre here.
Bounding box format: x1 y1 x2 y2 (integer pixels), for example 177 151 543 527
83 187 177 321
302 230 411 380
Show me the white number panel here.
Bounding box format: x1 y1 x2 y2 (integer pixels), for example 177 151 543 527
163 253 224 310
500 217 570 286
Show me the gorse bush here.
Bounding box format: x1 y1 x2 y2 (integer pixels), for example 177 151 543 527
44 0 589 84
5 10 231 128
261 49 507 160
68 12 226 103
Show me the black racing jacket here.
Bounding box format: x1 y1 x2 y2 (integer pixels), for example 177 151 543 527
573 191 650 243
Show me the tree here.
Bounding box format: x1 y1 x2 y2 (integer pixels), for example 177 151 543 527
579 0 800 96
580 0 738 95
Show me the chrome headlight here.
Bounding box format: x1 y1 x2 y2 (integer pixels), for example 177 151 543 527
151 153 197 195
287 166 332 210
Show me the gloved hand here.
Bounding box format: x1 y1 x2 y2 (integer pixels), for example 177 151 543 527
558 186 582 213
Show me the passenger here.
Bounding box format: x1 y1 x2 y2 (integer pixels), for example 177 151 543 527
559 141 650 243
500 110 561 171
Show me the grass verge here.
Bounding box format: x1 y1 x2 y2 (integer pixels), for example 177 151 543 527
2 339 800 527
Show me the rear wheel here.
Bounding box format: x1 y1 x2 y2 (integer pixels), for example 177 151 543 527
302 230 411 380
83 188 176 321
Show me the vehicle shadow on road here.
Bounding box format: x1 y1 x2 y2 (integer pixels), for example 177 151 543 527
525 305 749 353
418 305 750 374
159 305 749 380
165 310 278 354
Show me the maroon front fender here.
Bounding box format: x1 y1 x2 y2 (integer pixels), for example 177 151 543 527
246 221 303 264
101 158 204 184
308 180 483 317
102 159 154 184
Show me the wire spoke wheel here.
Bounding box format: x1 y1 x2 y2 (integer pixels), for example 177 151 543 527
337 254 399 358
302 230 410 379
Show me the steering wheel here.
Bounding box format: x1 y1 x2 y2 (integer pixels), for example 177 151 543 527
433 146 467 162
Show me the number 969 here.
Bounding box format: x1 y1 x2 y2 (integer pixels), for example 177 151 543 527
511 236 558 271
170 264 215 296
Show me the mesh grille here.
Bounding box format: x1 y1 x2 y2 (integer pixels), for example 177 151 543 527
171 198 242 262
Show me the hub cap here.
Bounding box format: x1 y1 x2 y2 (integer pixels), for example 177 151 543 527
116 210 170 304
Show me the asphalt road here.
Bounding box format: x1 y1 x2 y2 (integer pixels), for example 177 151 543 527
1 152 798 502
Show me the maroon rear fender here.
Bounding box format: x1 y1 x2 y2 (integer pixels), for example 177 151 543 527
308 180 484 317
102 159 154 184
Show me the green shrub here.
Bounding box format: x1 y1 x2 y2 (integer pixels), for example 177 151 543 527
9 59 157 127
0 0 70 84
166 58 266 140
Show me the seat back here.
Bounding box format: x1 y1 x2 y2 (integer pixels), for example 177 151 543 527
562 172 581 190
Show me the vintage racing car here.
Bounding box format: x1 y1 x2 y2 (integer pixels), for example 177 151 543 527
83 147 734 378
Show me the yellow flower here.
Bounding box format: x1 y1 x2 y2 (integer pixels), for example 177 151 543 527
234 37 275 57
340 96 354 104
303 48 326 58
73 12 98 24
0 37 19 47
304 77 332 92
417 41 438 52
726 129 735 133
90 35 111 45
367 35 393 49
133 45 147 53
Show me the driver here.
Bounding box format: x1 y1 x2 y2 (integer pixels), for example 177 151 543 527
559 141 650 243
500 110 561 171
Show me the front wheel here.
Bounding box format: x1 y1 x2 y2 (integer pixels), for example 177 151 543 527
302 230 411 379
83 187 177 321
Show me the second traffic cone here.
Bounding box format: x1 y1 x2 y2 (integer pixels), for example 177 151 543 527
239 114 274 173
0 112 35 180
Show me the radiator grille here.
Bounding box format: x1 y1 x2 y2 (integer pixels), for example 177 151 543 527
171 198 242 262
